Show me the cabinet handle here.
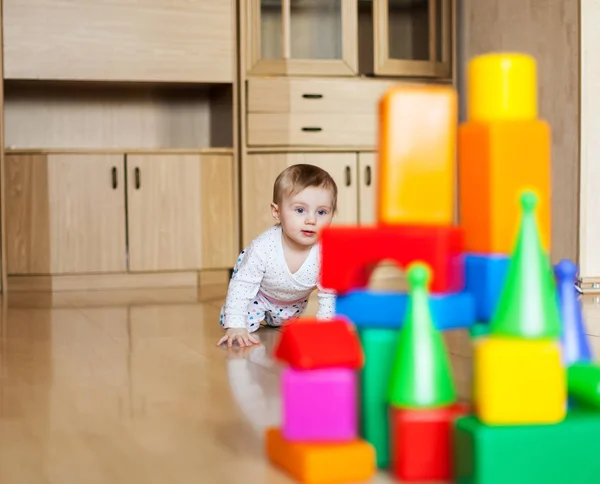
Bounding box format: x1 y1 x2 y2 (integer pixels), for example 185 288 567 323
134 167 141 189
345 166 351 186
365 165 372 186
302 93 323 99
111 166 118 189
301 127 322 132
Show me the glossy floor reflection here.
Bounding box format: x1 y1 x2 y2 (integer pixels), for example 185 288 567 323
1 281 599 484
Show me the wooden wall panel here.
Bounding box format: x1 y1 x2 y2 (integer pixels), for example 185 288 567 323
459 0 580 264
579 0 600 286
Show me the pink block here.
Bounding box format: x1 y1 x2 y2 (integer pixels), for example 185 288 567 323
282 367 357 441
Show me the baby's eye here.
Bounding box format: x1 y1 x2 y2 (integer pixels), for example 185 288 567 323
318 210 327 216
295 208 304 214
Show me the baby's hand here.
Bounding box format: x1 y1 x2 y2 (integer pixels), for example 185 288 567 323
217 328 259 348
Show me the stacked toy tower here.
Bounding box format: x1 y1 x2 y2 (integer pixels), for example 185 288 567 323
459 53 551 322
387 261 469 481
317 80 478 472
265 318 376 484
452 53 600 483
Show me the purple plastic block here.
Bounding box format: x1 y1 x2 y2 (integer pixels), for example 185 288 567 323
555 259 592 365
282 367 357 441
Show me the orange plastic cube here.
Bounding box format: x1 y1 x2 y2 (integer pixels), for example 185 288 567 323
265 427 375 484
458 120 551 254
377 84 457 226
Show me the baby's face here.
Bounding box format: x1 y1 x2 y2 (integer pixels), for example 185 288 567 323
272 186 335 247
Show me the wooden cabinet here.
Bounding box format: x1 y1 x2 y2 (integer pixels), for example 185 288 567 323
242 152 376 245
244 0 454 79
3 0 234 83
5 152 236 276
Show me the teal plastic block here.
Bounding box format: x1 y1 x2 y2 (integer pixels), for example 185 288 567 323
358 328 397 469
454 409 600 483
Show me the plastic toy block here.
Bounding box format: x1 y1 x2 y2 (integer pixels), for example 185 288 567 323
320 224 464 294
458 121 551 254
357 328 397 468
467 52 537 122
377 84 457 226
390 403 469 481
282 367 356 442
337 289 474 330
265 427 376 484
274 318 363 370
464 253 509 321
454 409 600 484
567 363 600 410
555 259 592 365
490 192 561 339
388 263 457 408
473 336 566 424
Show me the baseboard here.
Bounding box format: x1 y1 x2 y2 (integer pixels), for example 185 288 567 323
7 271 199 292
576 277 600 293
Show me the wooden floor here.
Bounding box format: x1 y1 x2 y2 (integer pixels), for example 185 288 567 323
1 275 599 483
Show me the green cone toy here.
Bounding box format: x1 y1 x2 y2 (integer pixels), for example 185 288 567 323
490 191 561 339
387 262 457 408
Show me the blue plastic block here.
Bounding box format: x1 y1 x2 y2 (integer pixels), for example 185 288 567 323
555 259 592 365
336 290 475 330
465 253 510 322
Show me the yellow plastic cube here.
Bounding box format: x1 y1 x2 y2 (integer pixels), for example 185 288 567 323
473 336 566 425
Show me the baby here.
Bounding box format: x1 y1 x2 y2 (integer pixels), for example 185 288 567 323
217 163 338 347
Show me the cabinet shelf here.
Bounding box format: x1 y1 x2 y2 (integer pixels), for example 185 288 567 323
4 81 234 151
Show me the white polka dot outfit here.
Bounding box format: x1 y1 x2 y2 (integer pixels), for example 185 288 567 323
220 224 336 332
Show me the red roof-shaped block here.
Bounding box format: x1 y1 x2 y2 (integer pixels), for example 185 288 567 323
274 317 364 370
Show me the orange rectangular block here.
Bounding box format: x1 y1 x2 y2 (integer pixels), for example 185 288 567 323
265 427 375 484
377 85 457 225
458 120 551 254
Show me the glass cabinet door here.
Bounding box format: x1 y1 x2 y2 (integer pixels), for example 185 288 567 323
246 0 358 76
373 0 453 78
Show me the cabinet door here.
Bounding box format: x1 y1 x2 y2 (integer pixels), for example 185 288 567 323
372 0 453 78
243 152 358 246
199 154 238 269
5 154 127 274
358 152 378 226
127 154 202 272
246 0 358 76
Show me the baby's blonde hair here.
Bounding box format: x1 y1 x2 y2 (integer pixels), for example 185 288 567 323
273 164 338 213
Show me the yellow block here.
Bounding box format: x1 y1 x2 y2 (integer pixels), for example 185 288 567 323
377 84 457 226
265 427 375 484
468 53 537 122
474 337 566 425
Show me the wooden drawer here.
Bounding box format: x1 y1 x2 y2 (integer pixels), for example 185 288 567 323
247 113 376 147
247 78 398 114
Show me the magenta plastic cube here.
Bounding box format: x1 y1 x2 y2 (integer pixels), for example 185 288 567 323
282 367 357 441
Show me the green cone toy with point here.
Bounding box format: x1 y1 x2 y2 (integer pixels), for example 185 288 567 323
387 262 457 408
490 191 561 339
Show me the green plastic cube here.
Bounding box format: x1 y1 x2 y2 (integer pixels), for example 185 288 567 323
454 409 600 483
358 328 398 469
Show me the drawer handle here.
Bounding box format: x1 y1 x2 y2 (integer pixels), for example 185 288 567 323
301 127 322 132
345 166 351 186
365 165 372 186
134 167 141 189
302 93 323 99
111 166 118 189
